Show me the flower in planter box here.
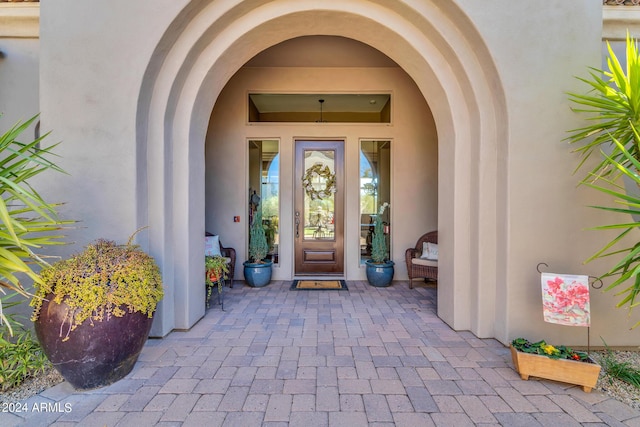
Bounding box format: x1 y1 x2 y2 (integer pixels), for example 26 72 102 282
510 337 601 392
511 338 591 362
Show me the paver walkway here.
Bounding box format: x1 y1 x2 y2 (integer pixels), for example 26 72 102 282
2 281 640 426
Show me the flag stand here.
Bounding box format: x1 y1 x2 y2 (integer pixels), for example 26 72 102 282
536 262 602 356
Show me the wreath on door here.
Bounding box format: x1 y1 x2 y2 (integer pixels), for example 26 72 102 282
302 163 336 200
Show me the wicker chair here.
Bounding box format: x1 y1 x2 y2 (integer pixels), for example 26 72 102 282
405 231 438 289
205 232 236 288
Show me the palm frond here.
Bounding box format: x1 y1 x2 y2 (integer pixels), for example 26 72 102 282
0 115 73 335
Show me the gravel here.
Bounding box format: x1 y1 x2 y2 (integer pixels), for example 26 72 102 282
0 367 63 405
592 349 640 410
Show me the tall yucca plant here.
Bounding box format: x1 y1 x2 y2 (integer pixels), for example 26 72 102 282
580 133 640 327
0 116 70 336
567 34 640 326
567 33 640 179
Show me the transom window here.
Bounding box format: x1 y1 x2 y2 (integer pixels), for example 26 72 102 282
248 94 391 123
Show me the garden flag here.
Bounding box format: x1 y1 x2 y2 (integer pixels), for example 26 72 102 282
540 272 590 327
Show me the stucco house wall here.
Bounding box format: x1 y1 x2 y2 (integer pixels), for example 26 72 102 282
1 1 639 346
484 3 631 347
0 4 39 129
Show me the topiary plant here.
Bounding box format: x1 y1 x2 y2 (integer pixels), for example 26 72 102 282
248 204 269 263
370 202 390 263
30 234 163 341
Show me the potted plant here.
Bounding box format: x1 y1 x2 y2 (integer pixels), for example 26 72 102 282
510 338 601 393
30 232 164 390
567 34 640 326
365 202 394 287
243 203 273 287
205 255 229 307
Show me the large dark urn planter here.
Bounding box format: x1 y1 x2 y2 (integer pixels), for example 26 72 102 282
243 260 273 287
365 260 395 287
34 294 154 390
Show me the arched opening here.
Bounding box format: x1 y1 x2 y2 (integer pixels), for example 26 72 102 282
205 35 435 280
137 1 508 341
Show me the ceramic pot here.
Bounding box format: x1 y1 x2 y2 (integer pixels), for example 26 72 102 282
243 260 273 287
34 294 154 390
365 259 395 287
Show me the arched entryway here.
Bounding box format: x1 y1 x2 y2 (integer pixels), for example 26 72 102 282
137 1 508 341
206 36 437 284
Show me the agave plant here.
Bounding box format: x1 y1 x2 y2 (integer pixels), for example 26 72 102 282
567 34 640 326
0 115 70 336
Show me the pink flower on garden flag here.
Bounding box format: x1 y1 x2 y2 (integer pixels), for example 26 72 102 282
540 273 590 327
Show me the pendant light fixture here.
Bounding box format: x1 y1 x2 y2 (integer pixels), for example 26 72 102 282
316 99 326 123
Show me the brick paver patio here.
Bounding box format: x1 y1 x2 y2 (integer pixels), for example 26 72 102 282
2 281 639 426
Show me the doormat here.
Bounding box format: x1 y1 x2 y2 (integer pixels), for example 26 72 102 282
290 280 348 291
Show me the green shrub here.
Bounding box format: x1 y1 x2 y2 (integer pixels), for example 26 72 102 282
597 341 640 389
0 327 50 391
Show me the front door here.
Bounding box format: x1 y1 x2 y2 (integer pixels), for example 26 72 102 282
295 140 344 275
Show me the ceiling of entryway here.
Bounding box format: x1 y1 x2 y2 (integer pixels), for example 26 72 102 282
244 36 398 118
249 93 390 113
248 93 391 123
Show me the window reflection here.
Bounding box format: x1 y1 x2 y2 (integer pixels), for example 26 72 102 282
360 141 391 264
249 140 279 264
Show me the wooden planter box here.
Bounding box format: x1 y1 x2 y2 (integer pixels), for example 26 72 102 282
510 345 601 392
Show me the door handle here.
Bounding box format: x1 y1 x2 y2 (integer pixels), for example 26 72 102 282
295 211 300 238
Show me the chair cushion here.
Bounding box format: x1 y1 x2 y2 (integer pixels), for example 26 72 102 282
419 242 438 260
205 235 222 257
412 258 438 267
